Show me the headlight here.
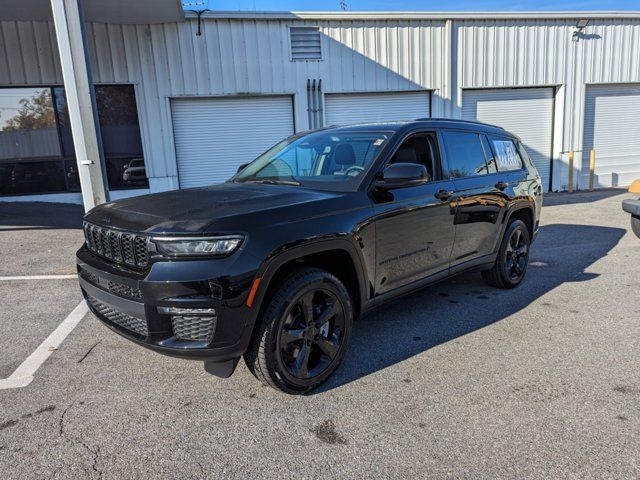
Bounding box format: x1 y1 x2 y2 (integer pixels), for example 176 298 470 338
152 235 243 256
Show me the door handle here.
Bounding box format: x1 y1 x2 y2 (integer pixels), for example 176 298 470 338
434 189 453 201
495 181 509 191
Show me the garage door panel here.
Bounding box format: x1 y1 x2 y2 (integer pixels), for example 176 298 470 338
462 88 554 191
325 91 430 126
171 96 294 189
583 84 640 188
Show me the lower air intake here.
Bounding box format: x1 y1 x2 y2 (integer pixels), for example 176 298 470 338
86 295 148 337
171 316 217 343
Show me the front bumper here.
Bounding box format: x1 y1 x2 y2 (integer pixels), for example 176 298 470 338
622 199 640 217
77 247 258 363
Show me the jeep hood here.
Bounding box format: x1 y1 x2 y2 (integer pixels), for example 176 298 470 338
84 182 343 234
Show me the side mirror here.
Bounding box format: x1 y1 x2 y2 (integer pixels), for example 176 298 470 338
237 163 250 174
374 163 430 189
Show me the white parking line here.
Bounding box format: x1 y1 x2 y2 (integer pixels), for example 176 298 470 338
0 300 88 390
0 275 77 281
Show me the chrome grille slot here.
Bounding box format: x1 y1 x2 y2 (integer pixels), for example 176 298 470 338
109 232 122 262
99 228 110 257
134 236 147 267
83 222 148 268
121 234 135 265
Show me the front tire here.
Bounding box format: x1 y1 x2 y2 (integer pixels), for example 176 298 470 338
244 267 353 394
482 219 531 289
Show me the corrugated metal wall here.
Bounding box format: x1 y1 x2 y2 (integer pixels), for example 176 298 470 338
456 18 640 189
1 16 639 193
0 18 445 192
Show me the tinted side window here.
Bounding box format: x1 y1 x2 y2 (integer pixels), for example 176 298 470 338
442 131 489 178
490 137 524 172
389 133 439 181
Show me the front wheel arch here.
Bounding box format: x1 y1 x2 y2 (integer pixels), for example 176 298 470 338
251 239 369 323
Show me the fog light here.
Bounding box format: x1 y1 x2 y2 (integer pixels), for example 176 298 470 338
158 306 217 315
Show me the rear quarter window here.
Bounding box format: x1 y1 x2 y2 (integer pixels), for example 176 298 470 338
489 137 524 172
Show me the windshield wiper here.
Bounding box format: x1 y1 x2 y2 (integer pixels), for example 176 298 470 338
244 179 301 186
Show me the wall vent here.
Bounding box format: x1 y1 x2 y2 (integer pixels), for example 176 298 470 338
290 26 322 61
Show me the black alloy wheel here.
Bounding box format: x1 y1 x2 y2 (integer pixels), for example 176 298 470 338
244 267 353 394
482 219 531 289
504 227 529 282
277 289 346 380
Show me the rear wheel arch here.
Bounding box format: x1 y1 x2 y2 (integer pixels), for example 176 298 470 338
504 205 535 239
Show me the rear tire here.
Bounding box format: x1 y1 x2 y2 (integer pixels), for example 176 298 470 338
244 267 353 394
482 219 531 289
631 216 640 238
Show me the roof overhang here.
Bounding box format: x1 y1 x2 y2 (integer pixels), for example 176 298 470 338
3 0 185 23
188 10 640 21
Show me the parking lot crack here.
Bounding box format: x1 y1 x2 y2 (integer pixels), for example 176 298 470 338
58 402 104 478
0 419 18 431
58 403 73 437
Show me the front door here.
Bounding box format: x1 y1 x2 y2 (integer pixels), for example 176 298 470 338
372 132 456 295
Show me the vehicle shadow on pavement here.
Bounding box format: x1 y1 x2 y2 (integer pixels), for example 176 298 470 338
0 202 84 231
316 223 626 394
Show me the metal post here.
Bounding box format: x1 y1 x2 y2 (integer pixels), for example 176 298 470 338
568 151 574 193
589 149 596 191
50 0 107 211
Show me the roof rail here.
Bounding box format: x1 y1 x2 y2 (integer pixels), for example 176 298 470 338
415 117 505 129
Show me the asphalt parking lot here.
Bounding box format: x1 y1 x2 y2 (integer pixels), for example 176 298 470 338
1 189 639 479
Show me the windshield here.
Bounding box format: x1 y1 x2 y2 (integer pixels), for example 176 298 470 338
232 130 392 191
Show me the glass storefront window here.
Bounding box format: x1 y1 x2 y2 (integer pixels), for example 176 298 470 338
0 88 68 194
0 84 147 196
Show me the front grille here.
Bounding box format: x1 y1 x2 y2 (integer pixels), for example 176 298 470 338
172 316 217 342
86 295 148 337
83 222 148 268
78 266 144 301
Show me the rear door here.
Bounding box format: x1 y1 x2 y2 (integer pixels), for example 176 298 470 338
441 129 508 266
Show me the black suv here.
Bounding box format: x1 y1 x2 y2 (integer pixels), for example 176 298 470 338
77 119 542 394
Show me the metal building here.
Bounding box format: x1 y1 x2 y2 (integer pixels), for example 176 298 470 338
1 6 639 206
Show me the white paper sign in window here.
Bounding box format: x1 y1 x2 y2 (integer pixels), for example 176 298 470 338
492 140 522 172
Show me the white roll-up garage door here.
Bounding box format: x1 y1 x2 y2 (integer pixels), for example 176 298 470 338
324 91 430 126
171 96 295 189
462 88 554 191
583 84 640 188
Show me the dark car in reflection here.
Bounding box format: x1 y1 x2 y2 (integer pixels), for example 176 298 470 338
122 158 147 185
77 119 542 394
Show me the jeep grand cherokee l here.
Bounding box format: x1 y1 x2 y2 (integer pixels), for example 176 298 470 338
77 119 542 394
